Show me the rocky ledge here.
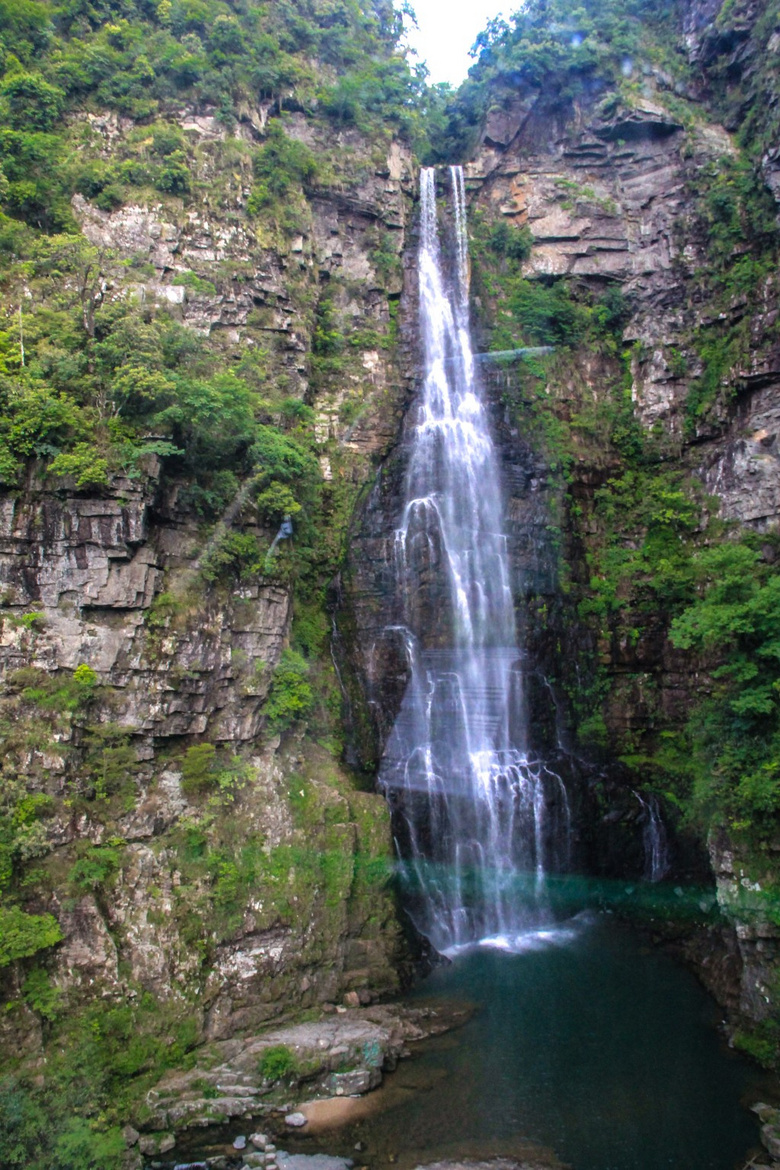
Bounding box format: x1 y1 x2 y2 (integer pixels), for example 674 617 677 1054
751 1102 780 1168
140 1002 471 1146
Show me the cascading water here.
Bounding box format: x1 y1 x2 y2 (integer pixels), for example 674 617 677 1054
380 166 571 956
634 791 670 883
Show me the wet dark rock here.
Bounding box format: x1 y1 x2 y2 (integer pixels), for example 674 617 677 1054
139 1132 176 1156
328 1068 379 1096
762 1124 780 1160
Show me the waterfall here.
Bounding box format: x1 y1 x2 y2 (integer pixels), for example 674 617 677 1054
634 791 670 883
379 166 571 956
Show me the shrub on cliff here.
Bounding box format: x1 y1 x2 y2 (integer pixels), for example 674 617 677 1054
265 649 313 731
66 844 123 894
0 1078 132 1169
670 539 780 837
0 384 88 486
0 71 64 131
247 123 318 211
179 742 250 805
180 742 218 794
50 1119 125 1170
199 531 264 582
258 1044 297 1082
320 56 419 132
0 906 62 967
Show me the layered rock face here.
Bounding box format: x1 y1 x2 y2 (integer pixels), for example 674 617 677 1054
0 106 416 1060
0 468 290 740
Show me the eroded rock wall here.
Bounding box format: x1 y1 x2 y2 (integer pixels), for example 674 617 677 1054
0 105 417 1067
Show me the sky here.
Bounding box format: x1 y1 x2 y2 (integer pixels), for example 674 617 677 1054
402 0 508 86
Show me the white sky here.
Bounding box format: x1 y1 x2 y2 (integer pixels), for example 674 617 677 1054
403 0 508 86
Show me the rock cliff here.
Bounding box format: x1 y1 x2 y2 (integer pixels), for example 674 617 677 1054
0 4 419 1116
4 0 780 1155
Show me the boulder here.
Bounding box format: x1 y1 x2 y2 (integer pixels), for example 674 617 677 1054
276 1155 353 1170
328 1068 379 1096
762 1123 780 1159
284 1112 308 1128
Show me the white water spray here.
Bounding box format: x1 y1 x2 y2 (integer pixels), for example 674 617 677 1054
380 167 571 955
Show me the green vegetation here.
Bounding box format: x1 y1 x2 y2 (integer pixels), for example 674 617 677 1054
0 250 275 491
0 0 421 558
470 208 632 353
708 0 780 162
450 8 780 863
492 312 733 799
0 905 62 967
668 539 780 838
0 736 393 1158
0 0 404 1130
247 122 319 230
0 1075 126 1170
0 0 422 153
531 363 780 857
677 155 780 436
265 648 314 731
0 992 200 1169
258 1044 297 1082
179 742 249 803
0 0 422 1161
0 662 126 918
200 530 265 582
581 468 703 622
172 270 217 296
732 1020 780 1069
67 843 123 894
525 112 780 857
427 0 691 161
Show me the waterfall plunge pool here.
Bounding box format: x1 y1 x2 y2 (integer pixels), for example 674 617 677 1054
279 914 766 1170
155 167 769 1170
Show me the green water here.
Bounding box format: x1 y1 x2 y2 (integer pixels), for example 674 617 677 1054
288 915 767 1170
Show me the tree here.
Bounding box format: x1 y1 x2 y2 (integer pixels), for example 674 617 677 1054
0 73 64 131
34 235 116 341
0 906 62 967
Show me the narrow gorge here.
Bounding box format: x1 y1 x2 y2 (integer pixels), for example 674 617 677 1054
2 0 780 1167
